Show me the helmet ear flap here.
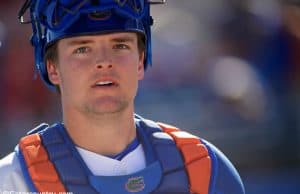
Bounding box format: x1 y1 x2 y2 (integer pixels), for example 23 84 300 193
35 38 57 90
144 19 152 69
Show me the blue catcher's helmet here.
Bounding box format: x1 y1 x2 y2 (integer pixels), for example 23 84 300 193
18 0 165 90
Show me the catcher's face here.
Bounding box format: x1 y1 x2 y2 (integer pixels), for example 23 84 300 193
47 32 145 116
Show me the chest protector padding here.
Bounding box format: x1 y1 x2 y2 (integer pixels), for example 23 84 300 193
18 121 211 194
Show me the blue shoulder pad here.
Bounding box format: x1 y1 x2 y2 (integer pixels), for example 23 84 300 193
202 139 245 194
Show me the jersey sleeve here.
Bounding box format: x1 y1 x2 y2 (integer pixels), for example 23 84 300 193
0 152 30 192
201 139 245 194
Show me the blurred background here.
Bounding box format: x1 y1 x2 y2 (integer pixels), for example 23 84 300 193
0 0 300 193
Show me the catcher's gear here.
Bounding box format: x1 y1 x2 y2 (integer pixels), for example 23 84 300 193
18 0 165 89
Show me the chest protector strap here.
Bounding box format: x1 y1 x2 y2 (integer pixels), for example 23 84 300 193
18 133 67 193
157 122 211 194
18 122 211 194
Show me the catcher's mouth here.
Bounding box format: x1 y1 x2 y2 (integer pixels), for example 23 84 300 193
92 79 119 88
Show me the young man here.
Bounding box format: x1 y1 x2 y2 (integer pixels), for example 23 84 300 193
0 1 245 194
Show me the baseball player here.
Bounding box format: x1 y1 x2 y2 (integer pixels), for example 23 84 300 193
0 0 245 194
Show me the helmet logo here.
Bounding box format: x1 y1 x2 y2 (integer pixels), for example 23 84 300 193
88 10 112 21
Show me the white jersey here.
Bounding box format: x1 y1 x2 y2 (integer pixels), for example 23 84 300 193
0 144 146 192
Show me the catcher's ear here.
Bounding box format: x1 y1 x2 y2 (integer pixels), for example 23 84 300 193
138 52 145 80
47 60 60 85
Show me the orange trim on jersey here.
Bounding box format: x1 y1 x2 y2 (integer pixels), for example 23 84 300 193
19 134 66 193
157 122 211 194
